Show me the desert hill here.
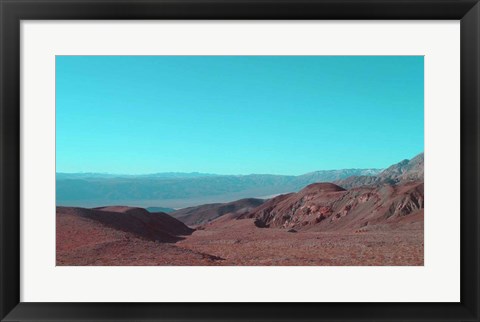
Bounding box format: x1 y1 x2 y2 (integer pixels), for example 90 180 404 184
58 206 193 243
170 198 265 226
240 181 423 232
56 206 225 265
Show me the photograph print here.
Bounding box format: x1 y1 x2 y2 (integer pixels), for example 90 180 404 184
56 56 424 266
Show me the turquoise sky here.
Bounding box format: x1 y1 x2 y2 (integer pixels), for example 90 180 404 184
56 56 424 175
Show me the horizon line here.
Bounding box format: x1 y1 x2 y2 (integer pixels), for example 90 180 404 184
55 151 424 177
55 167 385 177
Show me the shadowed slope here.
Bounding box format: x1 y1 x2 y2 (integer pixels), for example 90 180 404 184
58 206 193 243
56 207 224 266
171 198 265 226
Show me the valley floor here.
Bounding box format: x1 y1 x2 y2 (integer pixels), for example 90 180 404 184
57 217 423 266
178 219 424 266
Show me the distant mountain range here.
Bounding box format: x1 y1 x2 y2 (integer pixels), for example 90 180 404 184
56 154 422 209
56 168 382 208
334 153 424 189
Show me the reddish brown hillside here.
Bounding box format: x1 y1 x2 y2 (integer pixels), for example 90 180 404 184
56 207 224 266
58 206 193 243
242 181 423 232
95 206 194 237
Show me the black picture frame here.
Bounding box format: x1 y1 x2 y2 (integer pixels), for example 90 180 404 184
1 0 479 321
